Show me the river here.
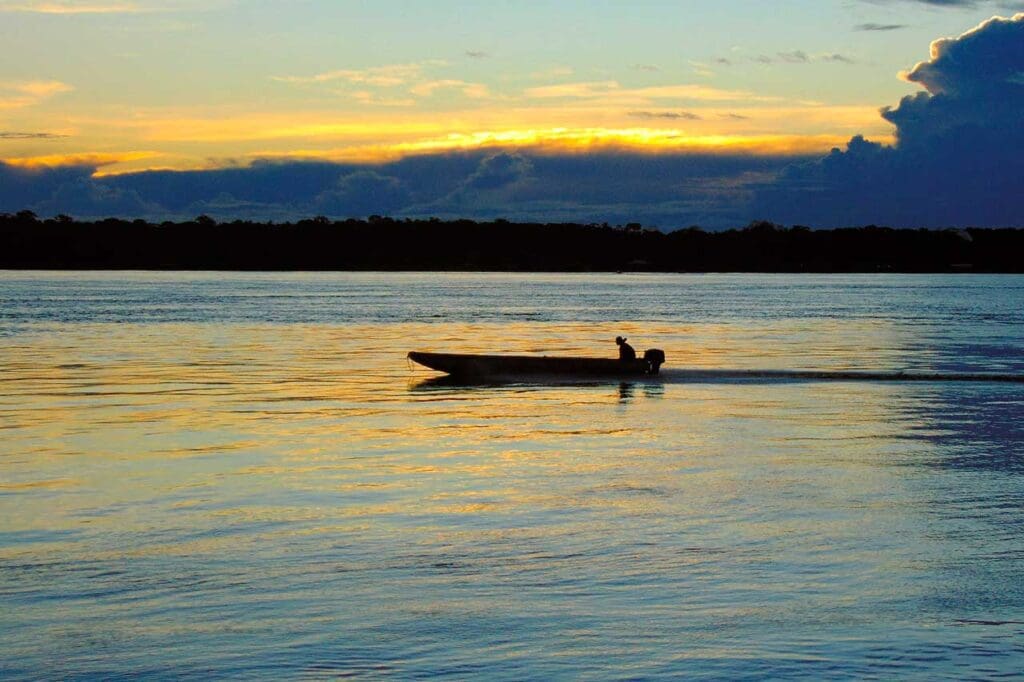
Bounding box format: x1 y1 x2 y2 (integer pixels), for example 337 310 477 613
1 272 1022 679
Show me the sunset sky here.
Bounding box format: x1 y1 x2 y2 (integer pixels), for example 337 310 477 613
2 1 1023 228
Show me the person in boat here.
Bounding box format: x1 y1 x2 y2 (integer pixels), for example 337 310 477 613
615 336 636 361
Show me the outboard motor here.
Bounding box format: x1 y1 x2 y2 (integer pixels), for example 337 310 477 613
643 348 666 375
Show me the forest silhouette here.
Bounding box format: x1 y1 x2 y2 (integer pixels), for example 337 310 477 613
1 211 1021 272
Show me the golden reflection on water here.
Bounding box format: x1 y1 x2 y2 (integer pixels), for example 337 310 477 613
0 317 935 567
3 274 1023 678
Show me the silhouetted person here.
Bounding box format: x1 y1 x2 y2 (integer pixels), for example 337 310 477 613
616 336 636 361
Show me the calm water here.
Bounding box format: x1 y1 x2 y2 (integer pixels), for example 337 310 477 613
1 272 1023 680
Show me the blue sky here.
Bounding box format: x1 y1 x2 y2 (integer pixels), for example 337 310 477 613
2 1 1023 227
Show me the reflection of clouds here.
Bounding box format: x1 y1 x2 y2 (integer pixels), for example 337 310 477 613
895 385 1024 473
883 383 1024 625
0 286 1015 510
4 278 1022 676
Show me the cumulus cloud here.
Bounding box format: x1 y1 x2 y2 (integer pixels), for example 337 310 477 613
0 151 806 229
755 13 1024 226
5 16 1023 229
315 170 411 217
899 14 1024 97
0 161 93 209
463 153 532 191
436 152 534 211
38 178 156 217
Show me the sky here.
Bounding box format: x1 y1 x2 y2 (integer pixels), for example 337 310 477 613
1 0 1023 228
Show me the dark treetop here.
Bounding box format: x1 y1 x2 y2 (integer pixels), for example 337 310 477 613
1 212 1022 272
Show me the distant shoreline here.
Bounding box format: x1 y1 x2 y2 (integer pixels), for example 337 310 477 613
2 213 1022 273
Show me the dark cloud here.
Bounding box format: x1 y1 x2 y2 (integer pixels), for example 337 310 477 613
752 51 854 65
0 151 804 230
315 170 411 217
755 13 1024 227
0 162 95 209
5 16 1022 230
860 0 978 6
415 153 803 227
37 178 157 219
0 132 68 140
778 50 811 63
0 161 154 218
465 50 489 59
902 0 976 5
461 153 533 192
898 14 1024 98
107 160 359 214
861 0 1024 7
855 23 908 31
628 110 702 120
631 64 660 72
401 156 521 217
425 153 536 214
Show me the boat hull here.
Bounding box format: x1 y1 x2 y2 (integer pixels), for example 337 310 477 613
408 351 658 378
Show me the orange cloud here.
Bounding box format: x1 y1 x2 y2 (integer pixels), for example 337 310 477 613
382 128 851 157
409 80 492 99
3 150 159 169
234 129 858 170
0 80 73 109
5 98 889 174
272 61 446 87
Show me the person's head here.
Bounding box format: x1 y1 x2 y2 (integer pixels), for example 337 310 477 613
615 336 627 345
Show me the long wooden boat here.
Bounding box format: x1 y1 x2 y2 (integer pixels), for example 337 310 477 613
408 350 665 379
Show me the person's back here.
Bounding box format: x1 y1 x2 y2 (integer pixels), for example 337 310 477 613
616 336 636 361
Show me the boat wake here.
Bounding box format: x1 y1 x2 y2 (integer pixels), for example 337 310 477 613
410 367 1024 390
660 368 1024 384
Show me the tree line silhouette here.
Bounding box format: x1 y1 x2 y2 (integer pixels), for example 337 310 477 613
1 211 1021 272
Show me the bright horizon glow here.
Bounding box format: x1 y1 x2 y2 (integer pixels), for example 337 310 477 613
0 1 1006 175
2 3 1021 230
5 126 890 177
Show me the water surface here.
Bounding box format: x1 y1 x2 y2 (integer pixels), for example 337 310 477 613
1 272 1022 679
